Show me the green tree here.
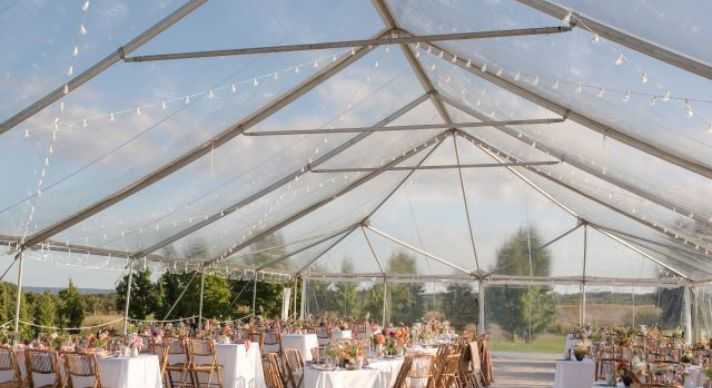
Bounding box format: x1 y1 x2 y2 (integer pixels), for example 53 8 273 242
386 251 424 325
58 280 85 332
115 268 161 320
334 260 360 318
442 283 478 330
656 270 683 329
488 227 555 341
33 292 57 328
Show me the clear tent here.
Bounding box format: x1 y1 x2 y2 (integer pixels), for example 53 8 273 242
1 0 711 339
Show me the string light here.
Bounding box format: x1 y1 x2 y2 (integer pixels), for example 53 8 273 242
615 54 625 66
641 72 648 84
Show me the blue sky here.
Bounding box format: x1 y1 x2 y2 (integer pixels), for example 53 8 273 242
2 0 711 289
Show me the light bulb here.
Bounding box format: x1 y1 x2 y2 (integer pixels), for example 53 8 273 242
562 12 573 25
431 64 436 71
63 84 69 94
295 66 300 73
253 78 259 86
465 59 471 68
496 68 503 77
136 106 142 115
82 119 88 127
24 129 30 138
685 99 694 117
80 24 87 35
73 46 79 56
415 51 420 58
82 0 90 11
591 33 600 43
67 65 73 76
438 51 444 58
575 82 582 94
273 72 278 80
161 101 167 110
641 72 648 84
596 88 605 98
615 54 625 66
208 89 214 99
110 113 115 121
374 60 379 68
623 90 631 102
231 84 237 93
351 48 356 56
313 60 319 68
480 63 487 73
649 96 656 106
662 90 671 102
451 55 457 63
707 122 712 133
532 76 539 86
185 95 190 104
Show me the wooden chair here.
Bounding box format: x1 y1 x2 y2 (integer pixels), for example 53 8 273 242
0 346 23 388
408 354 434 388
152 342 171 388
282 349 304 388
187 338 223 388
461 341 484 388
438 353 463 388
63 352 102 388
25 349 63 388
262 354 285 388
392 355 413 388
164 337 193 388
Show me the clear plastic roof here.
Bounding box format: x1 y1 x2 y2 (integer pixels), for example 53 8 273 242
2 0 711 285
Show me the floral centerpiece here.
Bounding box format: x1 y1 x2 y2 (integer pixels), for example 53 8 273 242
324 340 365 369
128 334 144 357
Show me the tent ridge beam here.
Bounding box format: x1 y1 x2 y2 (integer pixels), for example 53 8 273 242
124 26 571 62
294 226 359 275
244 118 565 136
516 0 712 81
422 38 712 180
20 28 392 251
371 0 453 124
129 92 432 260
0 0 207 137
310 161 560 173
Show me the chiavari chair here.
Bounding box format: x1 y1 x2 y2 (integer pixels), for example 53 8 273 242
63 352 102 388
25 349 63 388
282 349 304 388
164 337 193 388
187 338 223 388
0 346 23 388
407 353 433 388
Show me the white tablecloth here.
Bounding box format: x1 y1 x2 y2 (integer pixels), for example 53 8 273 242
7 352 162 388
282 334 319 361
554 358 595 388
304 366 380 388
685 365 705 388
368 358 404 388
563 334 577 359
215 343 266 388
334 330 352 340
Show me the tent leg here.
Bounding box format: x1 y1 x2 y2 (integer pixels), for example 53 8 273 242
122 260 135 335
580 224 588 326
478 280 486 335
684 286 693 345
198 268 206 329
382 278 388 327
252 273 258 316
300 277 306 320
13 252 24 342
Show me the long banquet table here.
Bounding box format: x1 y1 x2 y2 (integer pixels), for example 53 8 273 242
282 333 319 361
303 357 404 388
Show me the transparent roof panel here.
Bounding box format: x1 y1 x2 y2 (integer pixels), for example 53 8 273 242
554 0 712 65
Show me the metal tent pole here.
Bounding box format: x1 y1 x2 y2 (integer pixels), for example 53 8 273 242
581 224 588 326
252 273 258 316
122 260 135 335
382 278 388 327
300 277 307 320
684 286 693 345
478 280 486 335
0 0 207 136
453 134 481 271
124 27 570 62
13 251 24 340
198 268 206 328
311 161 559 173
162 270 200 321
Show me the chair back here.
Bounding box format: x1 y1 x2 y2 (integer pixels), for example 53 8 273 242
263 354 285 388
64 352 102 388
26 349 62 387
392 355 413 388
0 346 22 386
469 341 481 373
165 337 190 366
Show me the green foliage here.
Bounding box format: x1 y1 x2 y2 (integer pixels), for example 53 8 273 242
386 252 424 325
488 227 555 341
115 268 160 320
32 292 57 330
58 280 85 332
334 261 360 318
441 284 478 330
